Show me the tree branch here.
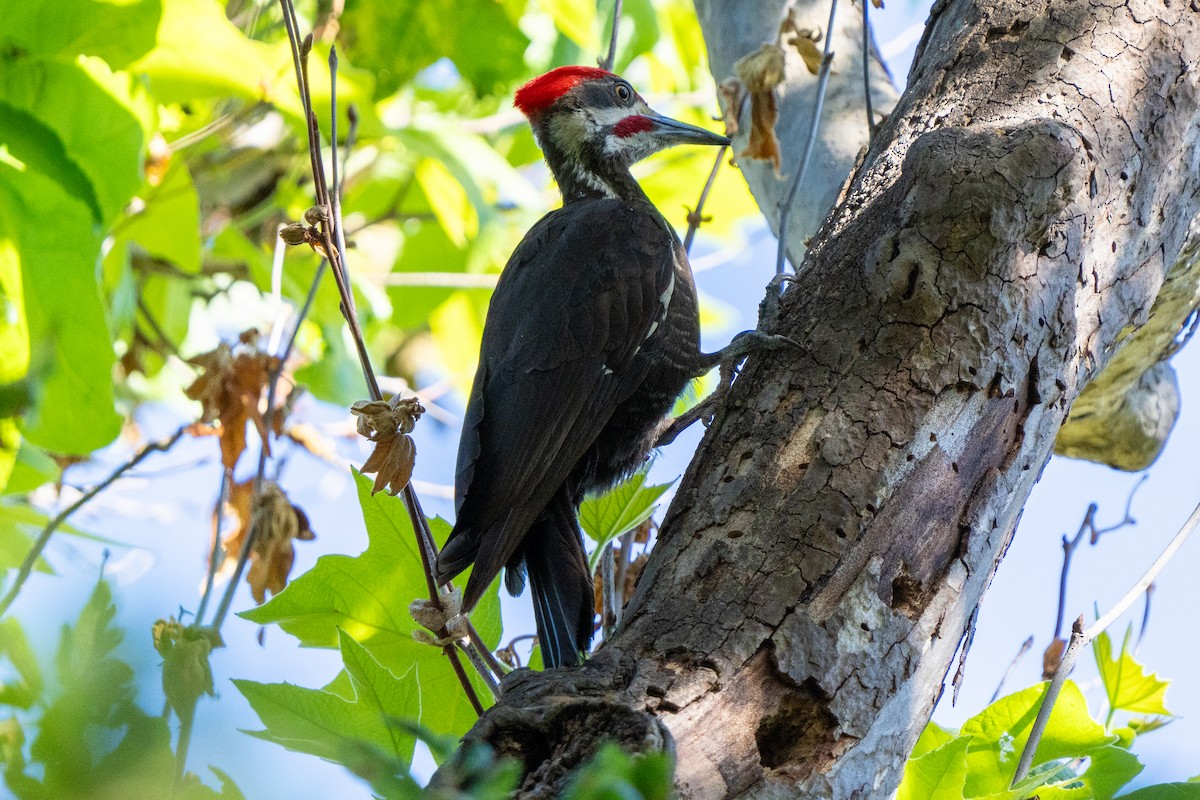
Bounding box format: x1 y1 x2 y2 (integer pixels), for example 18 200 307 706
0 425 189 618
1013 497 1200 785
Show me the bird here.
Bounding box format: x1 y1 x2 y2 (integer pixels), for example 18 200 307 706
436 66 760 668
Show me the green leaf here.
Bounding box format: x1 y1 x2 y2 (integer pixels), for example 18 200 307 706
127 0 276 105
911 720 957 759
176 767 247 800
428 290 487 396
1118 785 1200 799
579 467 673 571
130 0 375 128
114 159 202 274
1037 745 1142 800
0 103 99 225
0 420 18 495
0 162 122 454
340 0 529 98
0 57 149 225
1094 628 1172 718
2 439 60 496
896 736 969 800
240 469 501 738
416 157 477 249
960 681 1115 797
16 579 177 797
2 0 162 69
541 0 599 50
236 630 420 767
0 618 43 709
563 743 674 800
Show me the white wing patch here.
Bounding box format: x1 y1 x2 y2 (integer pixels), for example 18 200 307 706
643 269 675 342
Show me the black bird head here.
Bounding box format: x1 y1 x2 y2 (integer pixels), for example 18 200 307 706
514 66 730 201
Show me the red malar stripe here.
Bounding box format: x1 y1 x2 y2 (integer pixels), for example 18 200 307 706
613 115 654 138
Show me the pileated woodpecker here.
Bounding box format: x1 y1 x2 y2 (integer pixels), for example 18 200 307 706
435 66 735 668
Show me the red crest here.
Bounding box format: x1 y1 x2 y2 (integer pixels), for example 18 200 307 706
514 66 614 118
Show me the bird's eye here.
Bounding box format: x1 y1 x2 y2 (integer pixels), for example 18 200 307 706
615 83 632 103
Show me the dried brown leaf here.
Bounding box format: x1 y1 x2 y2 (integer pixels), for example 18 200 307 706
221 480 315 605
351 395 425 495
184 337 281 469
285 421 339 463
1042 637 1067 679
734 44 786 174
871 0 883 8
790 34 824 75
717 78 744 136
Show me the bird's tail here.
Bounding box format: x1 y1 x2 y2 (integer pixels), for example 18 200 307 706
524 488 595 669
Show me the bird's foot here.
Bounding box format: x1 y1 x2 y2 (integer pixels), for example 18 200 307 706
711 328 801 367
409 587 469 647
758 272 798 331
657 284 802 446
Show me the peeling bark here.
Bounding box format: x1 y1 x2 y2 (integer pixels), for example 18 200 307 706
440 1 1200 797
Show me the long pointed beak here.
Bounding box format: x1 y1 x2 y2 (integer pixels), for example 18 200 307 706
647 113 730 147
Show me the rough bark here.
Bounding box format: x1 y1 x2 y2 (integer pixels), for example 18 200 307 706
440 1 1200 797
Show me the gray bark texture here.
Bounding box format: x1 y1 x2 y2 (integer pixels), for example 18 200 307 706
440 0 1200 797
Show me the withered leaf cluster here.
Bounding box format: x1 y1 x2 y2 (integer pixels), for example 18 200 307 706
222 479 315 604
351 394 425 496
734 44 786 173
184 334 281 470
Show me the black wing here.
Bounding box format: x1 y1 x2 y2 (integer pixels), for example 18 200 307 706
437 198 675 610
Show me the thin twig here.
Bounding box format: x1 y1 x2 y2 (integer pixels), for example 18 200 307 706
601 543 616 640
776 0 840 276
861 0 875 150
467 621 509 678
1012 499 1200 786
1135 582 1154 653
0 425 189 618
273 0 489 713
613 529 634 626
684 94 748 254
208 262 327 632
455 640 500 699
1053 477 1145 639
194 468 231 623
991 635 1034 704
684 147 727 254
1054 503 1096 640
600 0 623 72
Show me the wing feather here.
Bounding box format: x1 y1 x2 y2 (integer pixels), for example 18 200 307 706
438 199 676 608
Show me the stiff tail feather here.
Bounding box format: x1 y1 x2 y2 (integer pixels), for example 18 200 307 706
525 489 594 668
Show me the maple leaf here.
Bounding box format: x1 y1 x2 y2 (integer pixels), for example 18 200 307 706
350 395 425 496
734 44 786 174
184 335 281 470
221 479 315 605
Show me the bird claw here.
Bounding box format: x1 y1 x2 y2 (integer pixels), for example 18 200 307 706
758 272 798 330
716 329 802 365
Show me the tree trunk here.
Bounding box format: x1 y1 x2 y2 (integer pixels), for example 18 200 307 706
441 1 1200 797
